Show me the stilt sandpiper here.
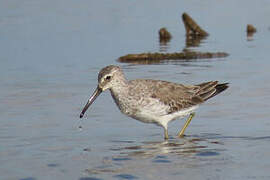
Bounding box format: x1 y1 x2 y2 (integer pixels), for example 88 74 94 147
80 65 228 140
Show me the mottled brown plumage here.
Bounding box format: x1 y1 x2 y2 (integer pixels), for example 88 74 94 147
80 65 229 139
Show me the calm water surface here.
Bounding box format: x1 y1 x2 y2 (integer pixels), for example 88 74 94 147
1 0 270 179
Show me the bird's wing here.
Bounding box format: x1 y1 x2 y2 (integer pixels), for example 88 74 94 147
130 79 220 114
149 80 205 114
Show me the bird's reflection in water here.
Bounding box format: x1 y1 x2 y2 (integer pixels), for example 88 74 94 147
85 135 225 175
117 136 222 158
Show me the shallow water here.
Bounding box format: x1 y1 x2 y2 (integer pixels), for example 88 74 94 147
1 0 270 179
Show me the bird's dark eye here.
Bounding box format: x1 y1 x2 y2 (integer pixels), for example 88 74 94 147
105 76 111 80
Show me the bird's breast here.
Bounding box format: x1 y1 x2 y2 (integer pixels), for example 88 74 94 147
110 89 170 123
110 90 138 115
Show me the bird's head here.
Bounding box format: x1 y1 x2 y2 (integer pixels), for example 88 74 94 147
79 65 123 118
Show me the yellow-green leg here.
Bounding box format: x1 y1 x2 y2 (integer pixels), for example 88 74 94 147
177 112 195 137
164 128 169 140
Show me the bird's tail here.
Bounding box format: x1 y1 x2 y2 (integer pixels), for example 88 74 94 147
195 81 229 101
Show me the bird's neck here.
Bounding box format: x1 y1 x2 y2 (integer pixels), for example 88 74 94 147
109 77 130 110
110 78 129 97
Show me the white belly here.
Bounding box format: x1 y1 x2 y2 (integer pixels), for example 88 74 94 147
130 104 198 128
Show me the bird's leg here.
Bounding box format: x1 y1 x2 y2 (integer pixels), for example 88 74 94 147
164 127 169 140
177 112 195 137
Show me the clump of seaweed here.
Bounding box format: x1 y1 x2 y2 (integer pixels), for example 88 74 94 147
159 27 172 41
246 24 257 40
247 24 257 33
118 51 228 63
159 27 172 52
182 12 208 37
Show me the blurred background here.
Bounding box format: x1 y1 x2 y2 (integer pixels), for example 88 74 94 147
1 0 270 179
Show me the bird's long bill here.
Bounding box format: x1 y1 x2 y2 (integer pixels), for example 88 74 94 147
80 87 102 118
